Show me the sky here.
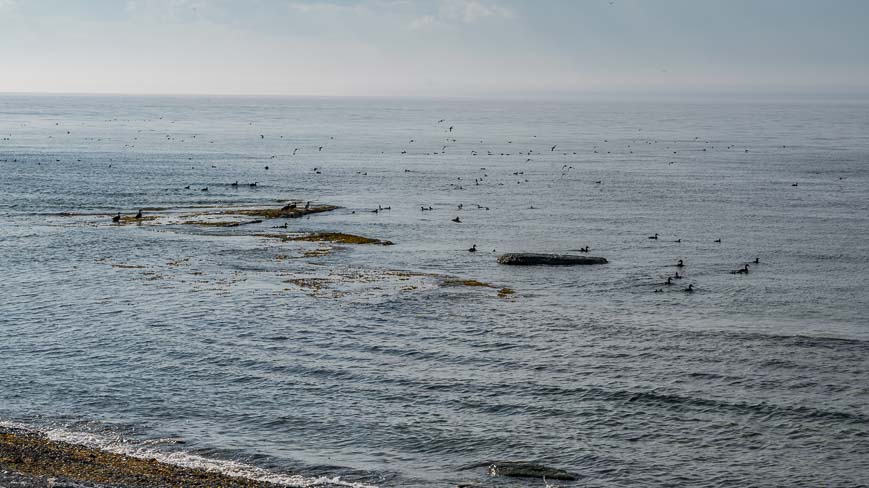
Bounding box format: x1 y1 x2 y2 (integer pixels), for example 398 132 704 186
1 0 867 97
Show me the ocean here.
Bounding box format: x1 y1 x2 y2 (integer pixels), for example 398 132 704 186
1 94 868 486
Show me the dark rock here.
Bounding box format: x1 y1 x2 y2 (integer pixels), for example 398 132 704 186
488 462 577 480
458 461 577 481
497 253 607 266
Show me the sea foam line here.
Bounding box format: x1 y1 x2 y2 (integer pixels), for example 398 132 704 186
0 420 377 488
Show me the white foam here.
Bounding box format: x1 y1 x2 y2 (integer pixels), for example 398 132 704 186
0 421 377 488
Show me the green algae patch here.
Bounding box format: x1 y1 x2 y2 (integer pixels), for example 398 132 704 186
443 279 494 288
498 287 516 297
284 278 329 291
303 247 332 258
258 232 393 245
0 426 282 488
224 204 338 219
293 232 394 245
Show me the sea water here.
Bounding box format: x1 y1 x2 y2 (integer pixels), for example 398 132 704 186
1 94 868 486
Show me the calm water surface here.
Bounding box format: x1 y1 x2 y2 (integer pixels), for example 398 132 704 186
1 95 868 486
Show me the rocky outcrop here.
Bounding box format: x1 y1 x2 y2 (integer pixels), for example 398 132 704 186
497 253 607 266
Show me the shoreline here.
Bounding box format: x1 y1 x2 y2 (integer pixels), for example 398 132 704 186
0 425 283 488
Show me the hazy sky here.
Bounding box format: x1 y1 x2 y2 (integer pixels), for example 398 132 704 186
1 0 867 97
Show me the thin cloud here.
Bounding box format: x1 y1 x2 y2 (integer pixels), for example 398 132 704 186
408 15 436 31
439 0 514 24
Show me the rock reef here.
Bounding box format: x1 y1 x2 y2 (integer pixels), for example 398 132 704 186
497 253 608 266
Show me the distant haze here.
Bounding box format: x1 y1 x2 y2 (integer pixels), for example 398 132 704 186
1 0 868 97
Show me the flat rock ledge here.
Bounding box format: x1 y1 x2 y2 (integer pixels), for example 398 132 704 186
497 253 608 266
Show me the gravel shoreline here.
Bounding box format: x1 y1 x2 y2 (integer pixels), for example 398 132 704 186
0 426 282 487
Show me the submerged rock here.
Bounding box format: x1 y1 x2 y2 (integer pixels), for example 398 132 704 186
458 461 577 481
497 253 607 266
258 232 393 245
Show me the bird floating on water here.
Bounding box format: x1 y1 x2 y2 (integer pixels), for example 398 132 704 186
649 233 659 240
452 217 462 223
468 244 477 252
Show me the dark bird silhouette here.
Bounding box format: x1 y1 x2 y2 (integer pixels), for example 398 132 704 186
468 244 477 252
112 212 121 223
714 238 721 243
685 284 695 293
452 216 462 223
250 182 257 187
676 259 684 267
231 181 238 187
649 233 659 240
551 145 557 152
754 257 759 264
201 187 208 191
318 146 323 151
449 126 454 132
135 209 142 219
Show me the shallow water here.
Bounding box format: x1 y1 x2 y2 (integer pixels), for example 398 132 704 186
1 94 868 486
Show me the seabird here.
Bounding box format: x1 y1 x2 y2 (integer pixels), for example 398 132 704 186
112 212 121 223
452 217 462 223
468 244 477 252
649 233 659 240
